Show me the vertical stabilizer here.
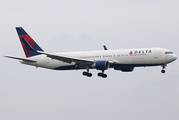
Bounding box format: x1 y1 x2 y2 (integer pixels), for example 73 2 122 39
16 27 44 58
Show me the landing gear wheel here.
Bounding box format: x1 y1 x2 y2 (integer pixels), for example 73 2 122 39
98 73 103 77
98 73 107 78
87 73 92 77
83 72 88 76
102 74 107 78
161 70 165 73
161 64 167 74
83 72 92 77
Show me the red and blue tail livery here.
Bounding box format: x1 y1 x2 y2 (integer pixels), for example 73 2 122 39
16 27 44 58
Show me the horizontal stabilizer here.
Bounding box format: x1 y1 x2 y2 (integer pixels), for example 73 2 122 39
4 56 37 62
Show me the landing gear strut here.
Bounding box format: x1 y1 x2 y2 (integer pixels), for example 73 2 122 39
161 64 166 73
98 70 107 78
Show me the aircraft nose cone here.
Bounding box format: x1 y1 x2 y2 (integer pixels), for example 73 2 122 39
173 54 177 61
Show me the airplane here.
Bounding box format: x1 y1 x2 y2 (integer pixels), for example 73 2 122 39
5 27 177 78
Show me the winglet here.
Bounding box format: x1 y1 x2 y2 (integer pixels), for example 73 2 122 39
103 45 108 50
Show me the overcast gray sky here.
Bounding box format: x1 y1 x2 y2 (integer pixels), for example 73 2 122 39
0 0 179 120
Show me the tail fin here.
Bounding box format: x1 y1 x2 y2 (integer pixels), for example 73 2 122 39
16 27 44 58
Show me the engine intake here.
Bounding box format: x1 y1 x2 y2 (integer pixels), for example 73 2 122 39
95 61 109 70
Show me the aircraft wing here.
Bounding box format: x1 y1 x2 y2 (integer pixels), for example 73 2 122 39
22 38 95 66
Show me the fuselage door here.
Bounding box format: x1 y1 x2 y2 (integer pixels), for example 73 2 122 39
165 54 168 62
153 51 158 58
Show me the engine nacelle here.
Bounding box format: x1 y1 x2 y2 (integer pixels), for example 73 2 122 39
114 67 134 72
95 61 109 70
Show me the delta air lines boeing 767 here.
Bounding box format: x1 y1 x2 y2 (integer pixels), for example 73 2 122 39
5 27 177 78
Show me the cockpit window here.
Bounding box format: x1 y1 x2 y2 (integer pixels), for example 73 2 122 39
165 52 173 54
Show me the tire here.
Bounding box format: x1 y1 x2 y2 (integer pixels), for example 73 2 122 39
102 74 107 78
161 70 165 73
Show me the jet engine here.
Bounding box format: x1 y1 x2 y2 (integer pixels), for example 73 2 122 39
95 61 109 70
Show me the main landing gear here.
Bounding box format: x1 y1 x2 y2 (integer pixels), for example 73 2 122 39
82 71 92 77
161 64 166 73
82 69 107 78
98 70 107 78
82 67 92 77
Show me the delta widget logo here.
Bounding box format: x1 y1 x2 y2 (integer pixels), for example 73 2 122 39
129 51 133 55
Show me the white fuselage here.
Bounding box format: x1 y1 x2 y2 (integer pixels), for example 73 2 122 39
21 48 177 71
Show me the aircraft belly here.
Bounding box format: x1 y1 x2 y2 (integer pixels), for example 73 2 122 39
33 57 64 69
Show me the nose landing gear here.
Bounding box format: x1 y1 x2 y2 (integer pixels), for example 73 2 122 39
161 70 165 73
161 64 166 73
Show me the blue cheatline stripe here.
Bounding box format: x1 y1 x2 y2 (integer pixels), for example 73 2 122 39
53 64 163 70
110 64 162 67
53 65 83 70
